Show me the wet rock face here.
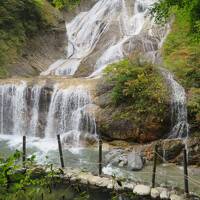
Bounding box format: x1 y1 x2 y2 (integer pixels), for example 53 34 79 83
6 25 67 77
26 85 53 138
94 79 170 143
75 22 122 77
25 86 53 137
96 107 169 142
141 137 200 165
37 87 53 137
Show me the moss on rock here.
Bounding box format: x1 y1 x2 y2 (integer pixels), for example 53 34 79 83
95 58 170 142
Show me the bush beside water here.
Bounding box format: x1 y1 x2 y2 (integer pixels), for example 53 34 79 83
96 56 170 142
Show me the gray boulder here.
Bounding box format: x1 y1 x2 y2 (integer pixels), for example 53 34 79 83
127 152 143 171
105 149 125 163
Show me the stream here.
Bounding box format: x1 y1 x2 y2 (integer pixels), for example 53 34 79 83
0 135 200 197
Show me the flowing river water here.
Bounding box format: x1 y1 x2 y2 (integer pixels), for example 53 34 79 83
0 0 196 198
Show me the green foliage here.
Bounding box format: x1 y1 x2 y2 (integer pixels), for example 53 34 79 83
104 58 168 125
0 151 58 199
151 0 200 39
162 10 200 88
0 0 59 77
0 150 21 191
48 0 81 10
188 88 200 132
0 151 92 200
160 5 200 134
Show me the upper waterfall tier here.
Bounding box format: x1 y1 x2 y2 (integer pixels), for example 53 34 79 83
41 0 167 77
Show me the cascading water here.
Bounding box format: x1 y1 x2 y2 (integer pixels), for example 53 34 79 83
160 69 189 138
0 82 27 135
90 0 158 77
29 85 42 137
41 0 120 76
0 83 41 136
41 0 163 77
45 86 96 145
0 82 96 144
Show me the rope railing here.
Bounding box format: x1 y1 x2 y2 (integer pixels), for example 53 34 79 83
153 148 200 193
20 135 200 196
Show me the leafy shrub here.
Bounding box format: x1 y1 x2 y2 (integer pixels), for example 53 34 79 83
104 58 168 125
0 150 91 200
151 0 200 39
48 0 81 10
157 1 200 135
185 68 200 88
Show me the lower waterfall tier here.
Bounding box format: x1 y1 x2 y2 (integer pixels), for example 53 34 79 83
0 80 97 144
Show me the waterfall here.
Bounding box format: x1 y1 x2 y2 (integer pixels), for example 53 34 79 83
29 86 42 137
160 69 189 138
0 82 96 145
41 0 121 76
45 86 96 144
0 82 27 135
41 0 161 77
90 0 156 77
0 83 41 136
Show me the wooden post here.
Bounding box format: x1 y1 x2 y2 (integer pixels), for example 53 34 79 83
152 144 158 188
183 148 189 196
98 139 102 176
57 134 65 168
22 135 26 168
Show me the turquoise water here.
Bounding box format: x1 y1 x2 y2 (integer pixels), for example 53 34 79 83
0 135 200 197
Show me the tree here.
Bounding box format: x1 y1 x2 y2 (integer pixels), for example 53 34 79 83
151 0 200 36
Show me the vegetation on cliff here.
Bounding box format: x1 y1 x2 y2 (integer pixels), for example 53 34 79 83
151 0 200 135
151 0 200 39
0 0 61 78
48 0 81 10
104 58 168 118
97 57 169 142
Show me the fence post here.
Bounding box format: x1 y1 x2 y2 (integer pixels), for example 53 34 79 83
22 135 26 168
152 144 158 188
98 139 102 176
57 134 65 168
183 148 189 196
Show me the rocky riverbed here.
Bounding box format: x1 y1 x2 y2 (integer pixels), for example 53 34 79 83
103 137 200 168
29 166 200 200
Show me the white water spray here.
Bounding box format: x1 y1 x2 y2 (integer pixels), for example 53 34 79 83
45 86 96 145
161 69 189 138
29 86 42 137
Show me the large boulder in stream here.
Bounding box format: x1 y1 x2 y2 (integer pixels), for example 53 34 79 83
105 149 144 170
127 152 144 171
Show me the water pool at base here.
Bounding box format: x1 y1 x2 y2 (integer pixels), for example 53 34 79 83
0 134 200 197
